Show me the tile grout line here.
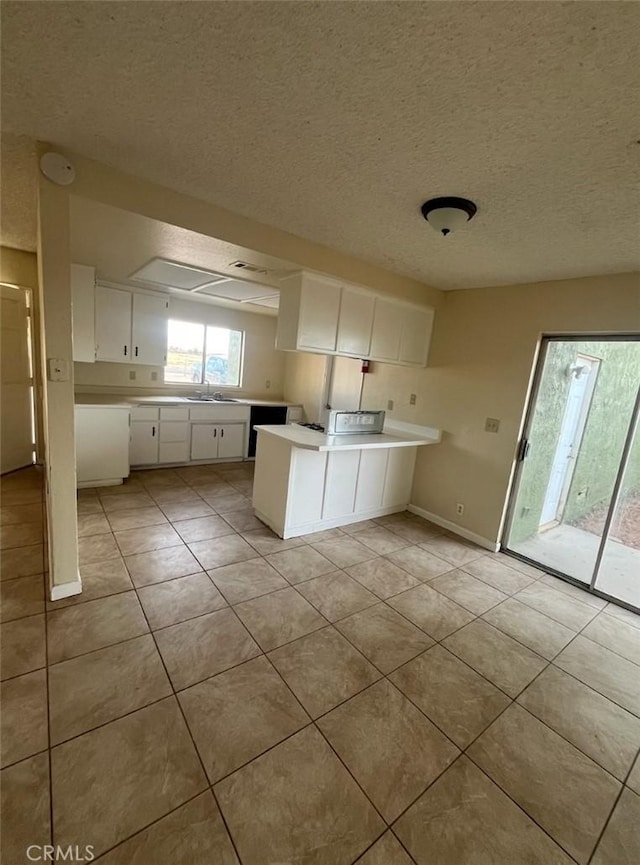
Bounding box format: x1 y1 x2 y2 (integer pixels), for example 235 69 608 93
5 466 637 863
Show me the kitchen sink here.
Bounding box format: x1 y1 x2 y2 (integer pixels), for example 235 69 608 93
186 396 239 402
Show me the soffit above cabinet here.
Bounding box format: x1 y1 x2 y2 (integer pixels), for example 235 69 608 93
128 257 280 309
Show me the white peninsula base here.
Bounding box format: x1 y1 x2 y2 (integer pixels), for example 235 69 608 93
252 423 440 538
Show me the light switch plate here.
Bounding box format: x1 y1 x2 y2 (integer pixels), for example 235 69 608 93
409 393 417 405
485 417 500 433
47 358 70 382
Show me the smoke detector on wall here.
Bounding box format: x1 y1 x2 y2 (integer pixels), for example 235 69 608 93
421 196 477 236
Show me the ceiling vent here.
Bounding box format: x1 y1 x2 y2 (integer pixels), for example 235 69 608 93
129 258 228 291
229 261 269 275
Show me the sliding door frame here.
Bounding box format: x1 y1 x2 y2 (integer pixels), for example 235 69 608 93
501 333 640 614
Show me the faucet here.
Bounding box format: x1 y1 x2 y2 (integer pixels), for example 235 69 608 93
204 379 211 397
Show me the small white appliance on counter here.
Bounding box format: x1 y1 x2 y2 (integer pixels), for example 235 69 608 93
326 409 385 435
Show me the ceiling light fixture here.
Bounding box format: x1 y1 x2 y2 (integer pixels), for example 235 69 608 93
421 196 477 237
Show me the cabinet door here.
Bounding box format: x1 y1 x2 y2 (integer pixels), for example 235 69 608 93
217 424 245 459
382 447 417 507
131 293 169 366
130 422 159 466
95 286 132 362
298 274 341 352
71 264 96 363
190 424 219 460
354 448 388 511
159 441 189 464
75 408 130 484
399 307 434 366
369 298 404 361
322 450 360 519
336 287 375 357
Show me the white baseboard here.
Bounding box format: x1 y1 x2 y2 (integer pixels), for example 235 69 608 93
407 504 499 552
50 579 82 602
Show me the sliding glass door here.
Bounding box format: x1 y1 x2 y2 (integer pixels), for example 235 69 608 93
504 337 640 610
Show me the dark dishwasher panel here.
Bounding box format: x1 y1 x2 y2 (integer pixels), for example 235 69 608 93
249 405 288 457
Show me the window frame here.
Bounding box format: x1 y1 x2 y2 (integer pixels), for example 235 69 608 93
164 318 245 388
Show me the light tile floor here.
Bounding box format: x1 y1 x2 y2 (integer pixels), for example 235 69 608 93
1 464 639 865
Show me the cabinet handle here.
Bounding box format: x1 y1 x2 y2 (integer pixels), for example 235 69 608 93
123 345 128 356
152 426 156 437
135 346 139 357
221 429 224 438
213 428 217 437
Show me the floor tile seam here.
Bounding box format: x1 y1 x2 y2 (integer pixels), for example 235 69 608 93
474 611 573 663
0 571 47 587
44 628 151 668
129 568 253 865
42 563 54 849
573 629 640 670
287 579 380 626
456 607 632 862
513 590 600 630
460 747 585 865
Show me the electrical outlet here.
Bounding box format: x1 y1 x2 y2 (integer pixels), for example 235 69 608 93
409 393 417 405
485 417 500 433
129 370 136 381
150 371 158 382
456 503 464 516
265 379 271 389
387 399 394 411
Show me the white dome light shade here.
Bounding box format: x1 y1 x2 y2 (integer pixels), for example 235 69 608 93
421 197 477 236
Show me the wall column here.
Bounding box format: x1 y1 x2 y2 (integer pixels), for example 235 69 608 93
36 149 81 600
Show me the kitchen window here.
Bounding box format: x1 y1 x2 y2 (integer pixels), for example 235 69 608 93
164 319 244 386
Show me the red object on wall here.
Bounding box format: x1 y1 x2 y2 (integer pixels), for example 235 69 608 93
361 360 370 373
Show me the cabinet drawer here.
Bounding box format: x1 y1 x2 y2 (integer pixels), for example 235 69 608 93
189 405 250 422
159 421 189 443
131 406 159 421
160 406 189 421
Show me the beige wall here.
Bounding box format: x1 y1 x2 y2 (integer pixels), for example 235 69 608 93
75 294 286 399
359 271 639 545
0 245 38 287
283 351 327 422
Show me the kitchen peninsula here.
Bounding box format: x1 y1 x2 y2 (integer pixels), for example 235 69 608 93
252 422 441 538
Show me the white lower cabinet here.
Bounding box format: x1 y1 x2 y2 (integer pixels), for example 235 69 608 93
75 406 130 487
159 422 190 464
191 423 245 461
217 424 245 459
253 430 420 538
322 451 360 519
130 421 159 466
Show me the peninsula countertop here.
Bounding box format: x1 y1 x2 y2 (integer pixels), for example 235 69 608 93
253 422 441 452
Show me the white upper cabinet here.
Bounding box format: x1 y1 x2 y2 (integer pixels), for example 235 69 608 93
336 286 375 356
95 286 132 362
276 270 435 368
398 306 434 366
131 293 169 365
95 285 168 365
71 263 96 363
370 298 405 361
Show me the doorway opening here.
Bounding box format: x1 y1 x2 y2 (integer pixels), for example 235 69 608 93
0 283 37 474
503 336 640 611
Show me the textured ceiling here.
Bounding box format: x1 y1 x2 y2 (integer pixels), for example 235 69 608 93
1 1 639 289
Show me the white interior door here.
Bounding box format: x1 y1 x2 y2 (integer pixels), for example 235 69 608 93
540 358 597 526
1 285 34 473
